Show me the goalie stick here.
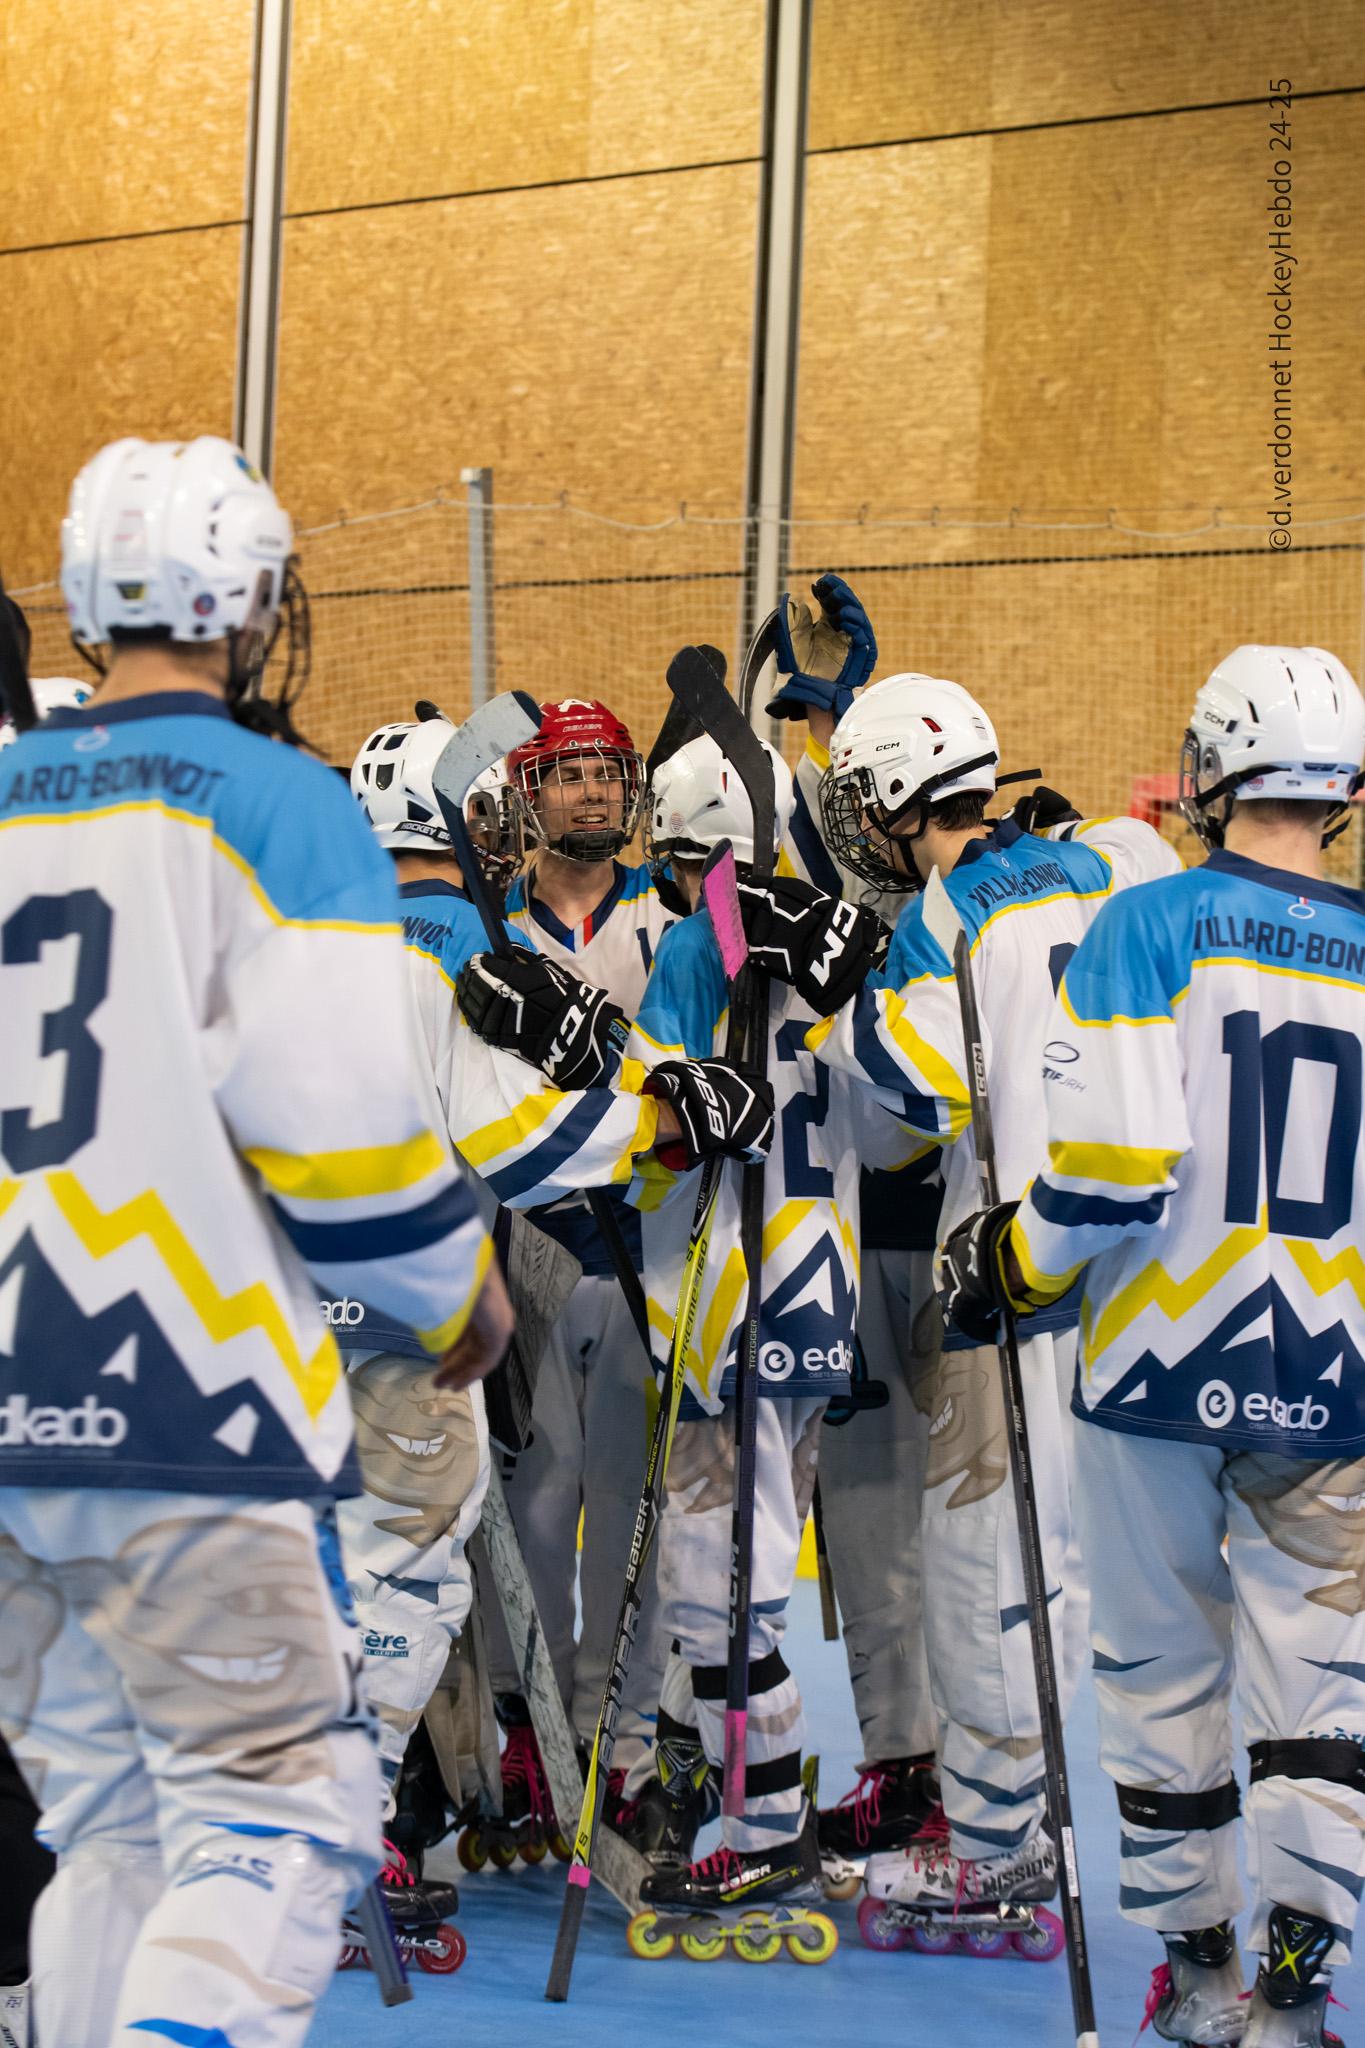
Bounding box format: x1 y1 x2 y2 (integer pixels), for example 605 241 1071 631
921 867 1098 2048
544 835 750 2001
428 696 654 1360
662 647 775 1819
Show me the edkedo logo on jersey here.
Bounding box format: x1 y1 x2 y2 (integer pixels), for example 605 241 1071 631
0 1395 128 1448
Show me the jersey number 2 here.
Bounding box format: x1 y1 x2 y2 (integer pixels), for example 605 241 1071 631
1222 1010 1361 1239
1 891 113 1171
776 1019 834 1198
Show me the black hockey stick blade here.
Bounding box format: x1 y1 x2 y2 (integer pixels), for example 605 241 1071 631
645 644 722 777
665 646 776 883
0 574 37 734
739 606 782 723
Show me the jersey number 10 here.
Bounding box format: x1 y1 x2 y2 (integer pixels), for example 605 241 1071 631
1222 1009 1361 1239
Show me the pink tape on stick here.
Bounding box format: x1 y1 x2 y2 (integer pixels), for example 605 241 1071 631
701 841 748 984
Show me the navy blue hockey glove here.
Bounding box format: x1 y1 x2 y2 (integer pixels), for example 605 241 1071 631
644 1059 775 1172
457 950 627 1092
735 873 887 1014
767 573 877 722
937 1201 1024 1345
1005 785 1081 836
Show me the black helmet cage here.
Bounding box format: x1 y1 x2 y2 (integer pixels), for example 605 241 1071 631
1178 726 1359 851
519 741 645 862
466 783 525 884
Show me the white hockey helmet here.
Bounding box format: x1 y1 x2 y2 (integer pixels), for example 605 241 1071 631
820 672 999 892
465 756 523 883
62 437 294 649
351 717 454 851
643 731 795 879
1180 644 1365 848
0 676 95 749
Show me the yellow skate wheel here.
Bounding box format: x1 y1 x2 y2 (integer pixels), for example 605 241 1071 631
681 1929 727 1961
627 1911 676 1960
822 1870 861 1902
520 1836 548 1865
456 1829 487 1874
489 1838 518 1870
733 1919 783 1964
787 1915 839 1964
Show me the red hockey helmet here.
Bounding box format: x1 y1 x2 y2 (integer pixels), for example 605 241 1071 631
507 697 645 861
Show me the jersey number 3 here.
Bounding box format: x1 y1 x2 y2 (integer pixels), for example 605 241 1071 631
2 891 113 1171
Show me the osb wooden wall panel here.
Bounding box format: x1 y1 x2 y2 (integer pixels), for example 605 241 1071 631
273 164 758 543
795 100 1365 517
3 0 254 248
808 0 1365 150
287 0 764 216
0 232 242 587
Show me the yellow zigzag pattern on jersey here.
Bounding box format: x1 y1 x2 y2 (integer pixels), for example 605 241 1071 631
1082 1210 1268 1369
44 1172 341 1420
1286 1239 1365 1313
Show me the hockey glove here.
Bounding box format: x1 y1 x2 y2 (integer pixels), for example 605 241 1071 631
1006 785 1082 836
735 873 886 1014
644 1059 775 1172
457 950 627 1092
767 573 877 722
937 1201 1026 1346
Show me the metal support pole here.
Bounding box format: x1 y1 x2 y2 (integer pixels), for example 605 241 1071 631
233 0 293 473
462 466 496 709
739 0 813 726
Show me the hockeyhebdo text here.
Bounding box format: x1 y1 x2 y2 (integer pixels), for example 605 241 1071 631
1266 80 1294 550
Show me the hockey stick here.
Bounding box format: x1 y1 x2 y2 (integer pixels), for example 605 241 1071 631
812 1480 839 1642
738 606 782 725
921 868 1099 2048
351 1878 412 2006
0 575 37 733
428 699 653 1359
544 837 747 2002
663 648 776 1819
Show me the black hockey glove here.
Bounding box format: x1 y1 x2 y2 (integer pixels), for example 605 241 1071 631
937 1201 1024 1345
456 950 627 1092
1006 785 1081 836
644 1059 775 1172
734 873 885 1014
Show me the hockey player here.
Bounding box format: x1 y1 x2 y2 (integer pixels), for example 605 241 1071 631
765 580 945 1881
943 645 1365 2046
619 731 920 1946
736 669 1180 1945
489 699 678 1822
0 436 512 2048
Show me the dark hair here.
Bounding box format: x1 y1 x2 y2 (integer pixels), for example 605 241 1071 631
927 790 989 832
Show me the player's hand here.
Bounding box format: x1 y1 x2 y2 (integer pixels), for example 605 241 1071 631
1006 785 1081 836
766 573 877 723
644 1059 775 1171
735 873 886 1013
936 1201 1024 1345
433 1256 515 1390
457 949 627 1091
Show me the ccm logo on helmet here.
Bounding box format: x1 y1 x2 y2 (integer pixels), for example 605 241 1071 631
320 1298 365 1327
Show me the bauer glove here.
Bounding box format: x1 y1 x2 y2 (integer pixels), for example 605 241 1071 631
767 573 877 722
644 1059 775 1172
735 872 887 1014
1005 785 1082 836
457 949 627 1092
936 1201 1028 1346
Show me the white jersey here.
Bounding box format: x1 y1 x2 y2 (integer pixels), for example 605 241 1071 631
1012 849 1365 1458
506 858 675 1274
810 816 1182 1307
0 692 491 1497
626 909 914 1417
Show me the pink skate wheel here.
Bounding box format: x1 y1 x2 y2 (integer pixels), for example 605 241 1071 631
907 1920 961 1956
415 1924 468 1974
337 1943 364 1970
960 1927 1012 1959
857 1896 910 1953
1010 1908 1065 1962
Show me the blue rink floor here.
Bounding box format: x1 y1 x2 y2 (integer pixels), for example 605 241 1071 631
314 1578 1361 2048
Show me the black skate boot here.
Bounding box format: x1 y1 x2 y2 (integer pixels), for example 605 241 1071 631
628 1799 838 1964
818 1752 940 1899
389 1715 458 1869
1139 1923 1246 2045
339 1840 467 1977
1241 1907 1344 2048
615 1726 718 1868
457 1693 562 1871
